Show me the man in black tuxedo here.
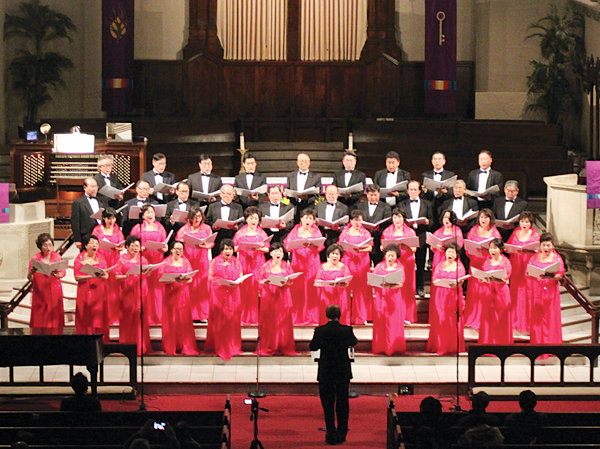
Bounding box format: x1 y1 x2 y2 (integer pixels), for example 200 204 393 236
205 185 244 258
316 185 349 262
93 154 123 209
400 180 434 297
354 184 391 266
309 303 358 445
121 180 158 236
420 151 456 223
164 181 198 235
440 180 479 235
141 153 176 204
466 150 504 210
332 151 366 209
234 153 267 209
188 154 223 206
71 178 107 250
286 153 321 220
493 180 529 241
258 185 295 246
373 151 411 207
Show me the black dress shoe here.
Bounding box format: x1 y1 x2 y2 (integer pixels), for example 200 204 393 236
336 434 347 444
417 288 425 298
325 436 337 445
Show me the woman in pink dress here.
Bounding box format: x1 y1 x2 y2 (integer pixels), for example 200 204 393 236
92 207 125 324
506 211 540 333
73 235 109 341
339 209 374 324
158 241 199 355
131 204 168 325
205 239 244 361
427 243 466 355
284 208 324 325
381 208 418 323
464 208 501 329
370 244 406 355
176 206 214 322
256 243 297 355
429 209 464 327
27 233 65 330
233 206 270 325
315 244 352 325
479 238 513 344
115 236 152 355
526 232 565 346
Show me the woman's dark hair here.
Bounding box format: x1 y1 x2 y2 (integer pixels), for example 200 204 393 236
489 238 504 252
270 242 286 258
220 238 235 252
519 211 534 224
445 242 461 257
350 209 364 220
383 244 401 258
391 207 408 220
441 209 457 224
101 207 117 226
300 208 316 219
140 203 155 216
171 240 185 252
187 205 205 224
478 208 495 226
244 206 262 220
539 232 554 245
84 235 99 248
326 243 344 258
35 233 54 250
125 235 141 247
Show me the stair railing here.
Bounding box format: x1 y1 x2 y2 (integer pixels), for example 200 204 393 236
560 276 600 344
0 233 75 329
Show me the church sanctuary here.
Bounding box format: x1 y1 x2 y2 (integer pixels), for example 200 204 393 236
2 0 600 447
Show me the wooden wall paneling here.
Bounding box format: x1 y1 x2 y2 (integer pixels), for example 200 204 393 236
328 64 363 118
184 55 222 118
254 64 293 117
398 63 425 118
294 65 329 118
222 63 256 119
134 61 184 117
363 57 400 118
457 62 475 120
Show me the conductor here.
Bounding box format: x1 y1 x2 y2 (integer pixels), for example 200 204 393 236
309 303 358 445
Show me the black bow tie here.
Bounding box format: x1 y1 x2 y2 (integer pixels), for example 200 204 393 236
480 169 489 174
202 173 211 177
454 197 463 201
271 202 280 207
434 171 443 175
103 175 110 179
298 171 308 176
410 199 419 203
345 170 353 174
86 195 97 200
178 200 186 204
154 171 162 176
221 203 230 208
388 171 396 175
327 203 336 207
506 199 515 203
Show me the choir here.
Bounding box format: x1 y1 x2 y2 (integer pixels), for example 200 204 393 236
24 149 565 359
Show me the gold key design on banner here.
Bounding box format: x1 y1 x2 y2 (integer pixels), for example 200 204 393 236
437 11 446 45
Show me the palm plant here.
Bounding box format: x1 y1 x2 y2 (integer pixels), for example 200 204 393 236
525 3 585 125
4 0 77 125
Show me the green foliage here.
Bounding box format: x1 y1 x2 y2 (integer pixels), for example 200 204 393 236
4 0 76 124
525 3 585 125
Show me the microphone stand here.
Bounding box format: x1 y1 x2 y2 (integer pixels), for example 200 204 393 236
248 287 266 399
138 216 147 411
347 264 359 399
450 218 462 412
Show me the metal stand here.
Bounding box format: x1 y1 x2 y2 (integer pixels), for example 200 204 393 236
248 292 266 399
249 399 268 449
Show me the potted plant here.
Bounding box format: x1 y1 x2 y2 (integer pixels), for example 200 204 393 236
4 0 77 126
525 3 585 125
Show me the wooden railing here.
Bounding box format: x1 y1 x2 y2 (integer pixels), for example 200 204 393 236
387 396 406 449
560 276 600 344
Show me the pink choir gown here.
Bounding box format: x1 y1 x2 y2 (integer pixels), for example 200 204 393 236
131 221 167 325
464 226 501 329
205 254 244 361
429 225 464 327
339 226 374 324
284 224 324 325
176 223 213 321
506 227 540 332
371 262 406 355
233 225 269 325
116 253 152 355
315 264 352 325
92 224 125 324
28 251 65 330
73 252 109 342
159 256 199 355
478 255 513 344
526 251 565 345
381 223 417 323
426 261 466 355
256 259 297 355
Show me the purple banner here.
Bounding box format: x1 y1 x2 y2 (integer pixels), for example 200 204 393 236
0 183 8 223
586 161 600 209
102 0 134 116
424 0 457 115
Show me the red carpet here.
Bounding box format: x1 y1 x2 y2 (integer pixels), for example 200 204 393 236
3 394 600 448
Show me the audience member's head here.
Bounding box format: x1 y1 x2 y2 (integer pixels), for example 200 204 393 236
471 391 490 411
518 390 537 412
72 372 89 396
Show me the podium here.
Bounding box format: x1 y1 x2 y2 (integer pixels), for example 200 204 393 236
544 174 600 292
